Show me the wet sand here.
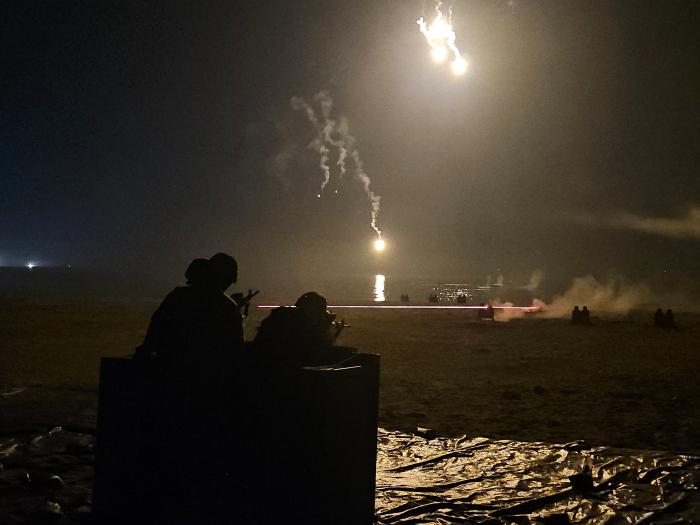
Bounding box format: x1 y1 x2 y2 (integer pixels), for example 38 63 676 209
2 297 699 453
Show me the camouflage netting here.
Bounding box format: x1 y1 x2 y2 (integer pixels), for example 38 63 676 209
1 427 698 524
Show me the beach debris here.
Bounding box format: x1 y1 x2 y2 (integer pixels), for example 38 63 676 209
415 427 436 440
0 387 26 399
25 471 65 490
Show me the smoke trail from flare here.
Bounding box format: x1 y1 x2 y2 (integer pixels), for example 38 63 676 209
290 97 332 192
417 1 468 75
316 92 348 181
291 91 382 239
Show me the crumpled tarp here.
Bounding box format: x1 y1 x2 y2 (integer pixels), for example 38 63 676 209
1 427 699 524
376 429 700 524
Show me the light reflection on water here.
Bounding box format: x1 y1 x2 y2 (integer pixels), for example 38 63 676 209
373 274 386 302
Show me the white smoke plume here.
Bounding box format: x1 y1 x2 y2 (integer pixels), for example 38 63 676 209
290 97 332 192
316 92 348 181
291 91 382 238
533 276 652 318
521 270 544 292
613 207 700 240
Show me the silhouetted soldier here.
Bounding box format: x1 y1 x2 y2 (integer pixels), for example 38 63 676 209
254 292 350 367
139 253 244 524
142 253 243 368
456 295 467 304
664 309 675 329
581 306 591 325
571 306 581 324
654 308 664 327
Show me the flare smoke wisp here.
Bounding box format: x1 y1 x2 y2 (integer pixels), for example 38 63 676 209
291 91 382 239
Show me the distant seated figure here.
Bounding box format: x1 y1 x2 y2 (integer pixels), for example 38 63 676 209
138 253 244 369
663 308 675 329
456 295 467 304
571 306 581 324
485 304 495 320
654 308 664 327
428 294 438 303
253 292 351 367
581 306 591 325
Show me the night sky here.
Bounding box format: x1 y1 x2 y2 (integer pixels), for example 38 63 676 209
2 1 699 289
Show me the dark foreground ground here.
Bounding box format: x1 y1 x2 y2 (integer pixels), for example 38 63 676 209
1 296 699 453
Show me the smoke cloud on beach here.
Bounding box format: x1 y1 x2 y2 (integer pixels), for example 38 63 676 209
533 275 652 318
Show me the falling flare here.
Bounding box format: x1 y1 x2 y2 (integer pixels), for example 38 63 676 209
417 2 468 77
374 238 386 252
451 57 468 75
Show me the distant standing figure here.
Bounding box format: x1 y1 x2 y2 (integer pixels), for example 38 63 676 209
654 308 664 327
663 309 675 329
571 306 581 324
581 306 591 325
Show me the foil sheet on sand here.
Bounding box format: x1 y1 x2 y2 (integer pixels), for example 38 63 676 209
1 427 698 524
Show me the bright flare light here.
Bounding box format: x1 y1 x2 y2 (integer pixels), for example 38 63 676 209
374 238 386 252
431 46 448 63
451 57 468 75
417 4 468 77
26 262 35 270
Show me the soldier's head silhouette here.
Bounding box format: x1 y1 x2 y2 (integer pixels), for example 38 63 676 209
295 291 328 319
209 253 238 292
185 258 209 287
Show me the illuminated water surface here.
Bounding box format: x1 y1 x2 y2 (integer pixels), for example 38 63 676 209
373 274 386 302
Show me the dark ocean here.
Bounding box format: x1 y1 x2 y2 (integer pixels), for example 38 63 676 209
0 267 537 306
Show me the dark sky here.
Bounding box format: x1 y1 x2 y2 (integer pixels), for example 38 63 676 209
2 1 699 288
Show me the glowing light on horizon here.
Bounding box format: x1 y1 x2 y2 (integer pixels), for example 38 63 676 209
374 238 386 252
417 2 468 77
373 274 386 302
26 262 35 270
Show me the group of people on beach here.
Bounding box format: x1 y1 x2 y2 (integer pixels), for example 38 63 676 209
654 308 675 329
571 305 592 325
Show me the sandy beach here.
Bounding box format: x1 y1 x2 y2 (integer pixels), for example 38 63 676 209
2 296 699 453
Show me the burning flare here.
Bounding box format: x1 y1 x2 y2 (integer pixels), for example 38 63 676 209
417 2 468 76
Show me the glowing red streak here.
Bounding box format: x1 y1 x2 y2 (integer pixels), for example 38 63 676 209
258 305 541 312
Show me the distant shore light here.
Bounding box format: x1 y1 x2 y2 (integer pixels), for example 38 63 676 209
26 262 35 270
